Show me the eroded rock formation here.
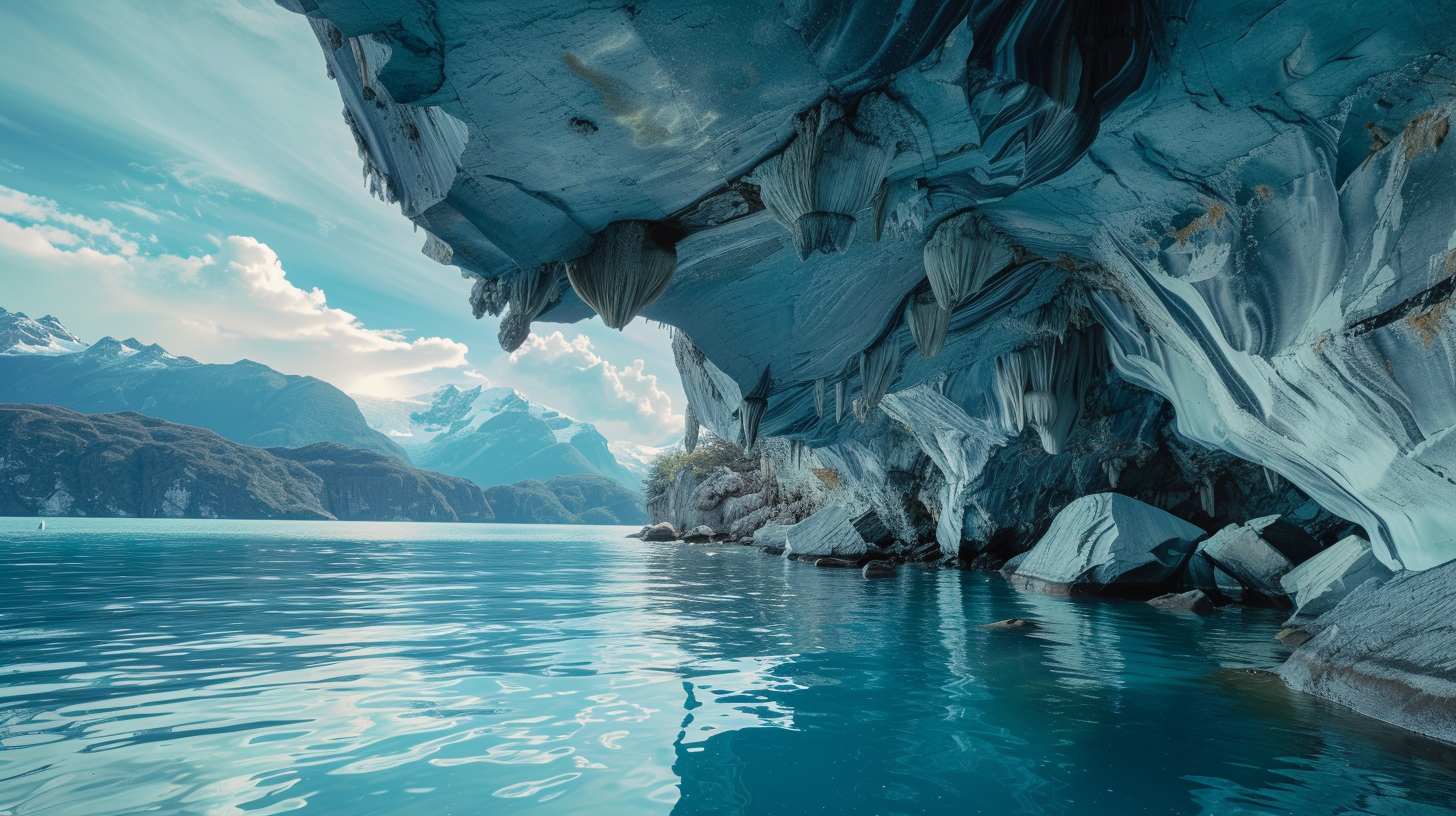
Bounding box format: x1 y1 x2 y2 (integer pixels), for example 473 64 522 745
282 0 1456 738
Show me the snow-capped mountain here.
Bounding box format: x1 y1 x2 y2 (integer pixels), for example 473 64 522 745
0 308 89 356
609 440 679 483
0 308 404 459
353 385 652 493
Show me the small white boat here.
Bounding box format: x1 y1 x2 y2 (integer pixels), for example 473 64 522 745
37 520 45 530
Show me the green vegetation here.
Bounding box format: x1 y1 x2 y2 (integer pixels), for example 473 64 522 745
645 439 747 500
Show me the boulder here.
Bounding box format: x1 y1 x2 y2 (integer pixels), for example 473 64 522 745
1250 516 1322 566
1199 520 1294 600
639 522 678 542
1148 589 1215 615
1278 535 1394 619
862 561 896 578
999 551 1029 576
680 524 715 543
1280 562 1455 744
784 505 868 559
850 509 895 547
752 524 791 550
1184 548 1246 603
1011 493 1206 594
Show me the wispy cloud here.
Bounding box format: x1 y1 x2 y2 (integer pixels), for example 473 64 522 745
501 331 683 444
0 184 469 395
105 200 167 223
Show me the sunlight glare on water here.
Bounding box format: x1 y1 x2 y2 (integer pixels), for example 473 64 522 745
1 518 1454 815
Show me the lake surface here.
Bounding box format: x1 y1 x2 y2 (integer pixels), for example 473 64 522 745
1 519 1453 815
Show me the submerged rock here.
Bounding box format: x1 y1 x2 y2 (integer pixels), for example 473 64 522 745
1279 535 1394 619
979 618 1038 630
1148 590 1215 615
1280 562 1456 743
1011 494 1206 594
784 505 869 559
862 561 896 579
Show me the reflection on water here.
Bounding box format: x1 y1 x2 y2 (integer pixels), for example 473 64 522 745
1 519 1453 815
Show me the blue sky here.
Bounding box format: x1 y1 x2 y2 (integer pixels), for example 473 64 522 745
0 0 684 445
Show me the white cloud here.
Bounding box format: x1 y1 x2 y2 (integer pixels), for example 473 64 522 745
105 200 167 223
0 185 139 255
501 331 683 444
0 185 468 396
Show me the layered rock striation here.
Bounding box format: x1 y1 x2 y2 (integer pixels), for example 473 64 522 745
282 0 1456 737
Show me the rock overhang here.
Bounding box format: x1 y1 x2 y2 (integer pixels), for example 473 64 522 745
281 0 1456 570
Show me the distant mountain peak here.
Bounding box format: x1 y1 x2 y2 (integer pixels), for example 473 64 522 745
81 336 195 369
351 383 650 493
0 307 89 356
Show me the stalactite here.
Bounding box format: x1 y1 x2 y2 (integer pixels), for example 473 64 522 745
904 287 950 358
1000 330 1104 455
922 211 1011 310
835 380 846 423
1199 476 1216 517
566 220 677 329
468 275 508 319
814 378 826 419
1023 391 1059 449
683 403 699 454
749 96 897 260
994 351 1028 433
1103 458 1127 488
740 365 772 454
1264 466 1278 494
1024 340 1060 453
498 263 566 352
857 338 902 422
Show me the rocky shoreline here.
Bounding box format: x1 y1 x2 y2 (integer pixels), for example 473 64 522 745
278 0 1456 753
634 471 1450 745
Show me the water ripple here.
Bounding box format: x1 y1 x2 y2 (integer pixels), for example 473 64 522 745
2 518 1455 815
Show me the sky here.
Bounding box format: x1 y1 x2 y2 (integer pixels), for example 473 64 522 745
0 0 685 446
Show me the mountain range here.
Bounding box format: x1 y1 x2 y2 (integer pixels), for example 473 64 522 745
352 386 667 492
0 403 491 521
0 308 404 459
0 308 656 524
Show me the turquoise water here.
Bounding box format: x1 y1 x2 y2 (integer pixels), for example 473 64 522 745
1 519 1454 815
